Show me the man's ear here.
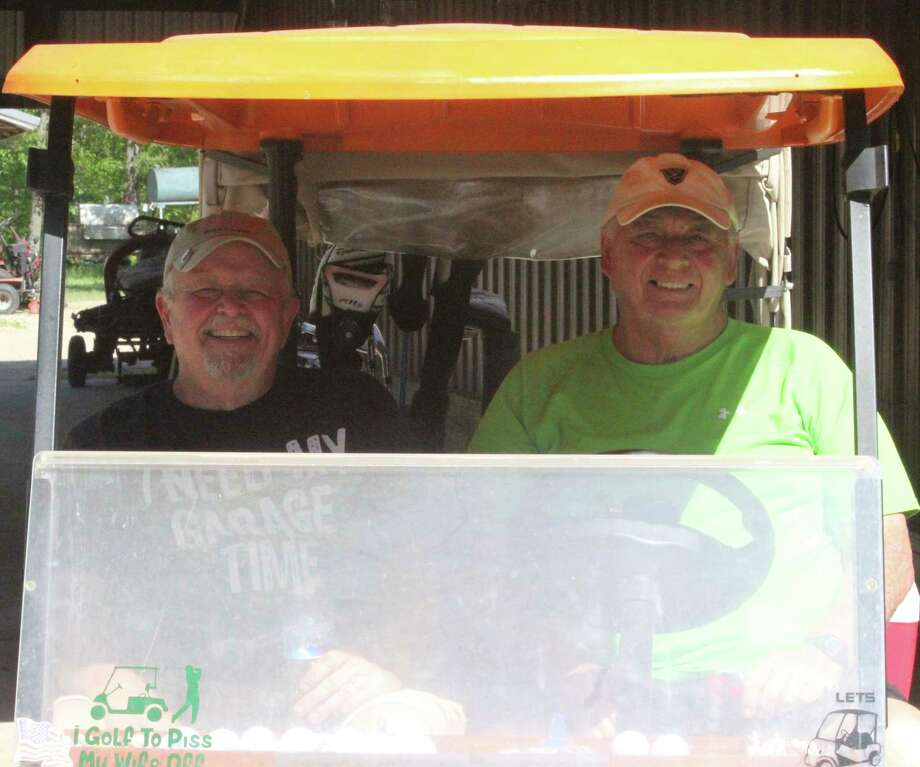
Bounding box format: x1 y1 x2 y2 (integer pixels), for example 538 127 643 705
155 291 174 344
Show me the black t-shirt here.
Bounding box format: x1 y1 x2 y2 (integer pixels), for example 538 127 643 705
64 367 419 452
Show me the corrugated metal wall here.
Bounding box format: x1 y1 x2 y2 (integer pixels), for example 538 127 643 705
0 11 22 82
0 2 916 480
57 10 237 40
0 7 236 49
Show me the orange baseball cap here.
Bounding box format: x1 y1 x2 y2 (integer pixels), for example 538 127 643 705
604 153 738 230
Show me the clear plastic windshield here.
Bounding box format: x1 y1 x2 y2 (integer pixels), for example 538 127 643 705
17 453 885 766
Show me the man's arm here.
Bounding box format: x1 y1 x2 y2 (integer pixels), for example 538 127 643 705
884 512 915 621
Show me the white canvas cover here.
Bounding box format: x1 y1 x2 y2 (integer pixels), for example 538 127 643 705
201 150 790 271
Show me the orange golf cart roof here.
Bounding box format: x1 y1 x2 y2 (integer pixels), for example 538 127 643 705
2 24 904 153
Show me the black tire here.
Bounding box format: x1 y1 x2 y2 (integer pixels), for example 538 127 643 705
0 283 19 315
67 335 89 388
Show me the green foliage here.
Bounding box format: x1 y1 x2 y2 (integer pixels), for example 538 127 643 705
0 117 43 234
0 111 200 234
71 117 130 206
66 260 105 292
65 260 105 305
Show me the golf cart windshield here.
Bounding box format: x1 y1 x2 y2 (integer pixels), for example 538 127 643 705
20 452 884 764
4 22 901 767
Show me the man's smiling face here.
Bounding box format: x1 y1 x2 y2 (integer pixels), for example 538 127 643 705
156 241 299 405
601 206 739 337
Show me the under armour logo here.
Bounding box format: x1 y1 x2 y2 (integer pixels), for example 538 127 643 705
717 405 745 420
661 167 687 185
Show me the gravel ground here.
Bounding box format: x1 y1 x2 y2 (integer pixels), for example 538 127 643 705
0 297 97 362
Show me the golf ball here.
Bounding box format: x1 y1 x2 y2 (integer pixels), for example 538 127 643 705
612 730 650 756
651 733 690 756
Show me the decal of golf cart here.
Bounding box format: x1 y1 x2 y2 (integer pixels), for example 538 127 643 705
90 665 168 722
804 709 881 767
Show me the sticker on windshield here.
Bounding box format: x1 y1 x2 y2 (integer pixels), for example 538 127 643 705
88 666 173 724
804 708 881 767
67 663 213 766
14 718 72 767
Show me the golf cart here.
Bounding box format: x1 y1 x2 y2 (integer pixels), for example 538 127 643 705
89 666 168 723
5 23 906 766
806 709 882 767
67 215 181 386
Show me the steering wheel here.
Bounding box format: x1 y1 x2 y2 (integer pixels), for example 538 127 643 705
551 471 774 632
544 470 774 733
127 215 184 238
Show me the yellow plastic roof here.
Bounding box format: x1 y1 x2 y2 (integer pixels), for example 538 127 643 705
2 24 904 152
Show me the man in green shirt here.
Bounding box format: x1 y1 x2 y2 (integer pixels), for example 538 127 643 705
470 154 918 743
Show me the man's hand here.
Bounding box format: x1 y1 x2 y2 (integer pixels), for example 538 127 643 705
293 650 401 726
742 645 842 719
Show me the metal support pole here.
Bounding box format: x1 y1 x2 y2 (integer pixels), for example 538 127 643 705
843 91 888 460
30 97 75 454
842 89 891 731
261 139 303 368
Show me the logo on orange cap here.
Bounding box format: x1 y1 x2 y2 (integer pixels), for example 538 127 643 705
661 167 688 186
604 153 738 230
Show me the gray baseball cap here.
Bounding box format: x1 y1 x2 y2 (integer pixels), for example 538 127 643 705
164 211 290 278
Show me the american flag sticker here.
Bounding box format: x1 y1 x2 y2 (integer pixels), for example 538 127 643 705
14 718 72 767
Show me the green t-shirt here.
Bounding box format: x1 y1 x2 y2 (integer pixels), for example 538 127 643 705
470 319 916 515
469 319 918 676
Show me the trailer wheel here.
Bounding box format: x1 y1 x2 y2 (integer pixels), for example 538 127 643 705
0 284 19 314
67 335 89 387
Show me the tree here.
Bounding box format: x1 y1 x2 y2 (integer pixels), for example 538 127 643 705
0 110 200 239
0 117 43 237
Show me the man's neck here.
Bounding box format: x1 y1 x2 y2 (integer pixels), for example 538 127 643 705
612 314 729 364
171 371 277 411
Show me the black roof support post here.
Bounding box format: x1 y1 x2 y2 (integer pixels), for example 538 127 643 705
842 89 890 729
30 96 75 454
261 138 303 368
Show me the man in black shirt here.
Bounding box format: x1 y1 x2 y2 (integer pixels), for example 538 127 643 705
66 211 413 453
62 212 456 732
